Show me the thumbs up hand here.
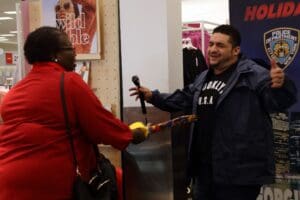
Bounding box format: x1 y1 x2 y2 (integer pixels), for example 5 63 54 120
270 59 285 88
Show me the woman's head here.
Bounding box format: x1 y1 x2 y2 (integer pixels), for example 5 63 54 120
55 0 79 19
24 26 76 71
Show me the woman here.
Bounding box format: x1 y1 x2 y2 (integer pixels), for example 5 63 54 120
0 26 147 199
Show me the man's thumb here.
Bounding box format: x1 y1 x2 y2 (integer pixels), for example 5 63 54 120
270 59 277 69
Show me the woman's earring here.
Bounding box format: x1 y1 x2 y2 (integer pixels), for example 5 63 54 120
53 58 58 62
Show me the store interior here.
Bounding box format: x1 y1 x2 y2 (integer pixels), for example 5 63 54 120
0 0 19 91
1 1 298 200
0 1 226 199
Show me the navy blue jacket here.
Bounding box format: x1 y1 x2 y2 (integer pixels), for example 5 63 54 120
149 57 297 185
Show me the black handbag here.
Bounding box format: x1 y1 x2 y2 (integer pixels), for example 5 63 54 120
60 72 118 200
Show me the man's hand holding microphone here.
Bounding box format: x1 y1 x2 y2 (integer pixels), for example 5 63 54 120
128 75 152 144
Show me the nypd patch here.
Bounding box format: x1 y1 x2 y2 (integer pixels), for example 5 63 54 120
264 27 299 69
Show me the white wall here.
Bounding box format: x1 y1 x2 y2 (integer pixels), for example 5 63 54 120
167 0 183 92
120 0 182 107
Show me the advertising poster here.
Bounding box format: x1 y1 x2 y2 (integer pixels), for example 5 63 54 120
230 0 300 199
75 60 90 83
41 0 100 60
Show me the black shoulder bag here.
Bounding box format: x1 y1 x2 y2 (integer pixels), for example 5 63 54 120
60 72 118 200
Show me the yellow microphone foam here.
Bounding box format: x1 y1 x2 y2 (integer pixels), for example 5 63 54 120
129 121 149 136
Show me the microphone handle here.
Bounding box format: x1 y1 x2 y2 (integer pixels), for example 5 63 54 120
132 76 147 116
139 93 147 114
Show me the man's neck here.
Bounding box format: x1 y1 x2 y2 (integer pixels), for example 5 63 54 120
213 58 238 75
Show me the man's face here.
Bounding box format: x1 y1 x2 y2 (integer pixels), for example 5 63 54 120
55 0 75 19
207 33 240 70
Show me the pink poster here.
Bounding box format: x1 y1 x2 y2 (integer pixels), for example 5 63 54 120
41 0 101 60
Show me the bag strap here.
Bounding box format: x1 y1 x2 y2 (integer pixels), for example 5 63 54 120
60 72 81 176
60 72 103 176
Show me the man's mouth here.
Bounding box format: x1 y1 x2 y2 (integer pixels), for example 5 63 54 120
209 54 219 59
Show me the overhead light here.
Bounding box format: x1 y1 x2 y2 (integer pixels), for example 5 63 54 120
10 31 18 34
0 34 15 37
0 17 13 20
4 11 16 15
0 38 8 42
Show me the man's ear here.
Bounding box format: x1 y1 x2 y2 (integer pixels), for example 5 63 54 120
233 46 240 56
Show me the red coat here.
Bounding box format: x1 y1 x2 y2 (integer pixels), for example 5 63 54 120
0 62 133 200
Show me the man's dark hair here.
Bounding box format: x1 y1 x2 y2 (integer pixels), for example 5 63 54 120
24 26 67 64
213 24 241 47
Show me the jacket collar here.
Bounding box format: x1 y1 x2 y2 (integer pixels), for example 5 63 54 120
235 54 254 74
215 55 254 108
193 55 252 89
32 62 66 72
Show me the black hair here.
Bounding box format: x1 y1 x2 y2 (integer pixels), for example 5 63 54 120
72 1 80 18
213 24 241 47
24 26 68 64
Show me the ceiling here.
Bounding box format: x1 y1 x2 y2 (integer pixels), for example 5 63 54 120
0 0 20 45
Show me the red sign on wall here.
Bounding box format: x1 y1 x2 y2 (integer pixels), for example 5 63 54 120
5 52 13 64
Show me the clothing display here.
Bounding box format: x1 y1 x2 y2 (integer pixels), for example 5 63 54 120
0 62 132 199
182 30 210 52
182 24 209 86
182 25 211 58
183 48 207 86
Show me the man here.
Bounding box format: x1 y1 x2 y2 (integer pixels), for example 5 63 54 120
130 25 297 200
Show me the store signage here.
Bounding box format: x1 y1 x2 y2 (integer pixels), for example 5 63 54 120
229 0 299 105
244 1 300 21
5 52 18 65
5 53 12 65
230 1 300 199
257 185 300 200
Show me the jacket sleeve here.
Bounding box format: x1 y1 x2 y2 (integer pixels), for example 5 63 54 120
256 70 297 113
66 73 133 150
149 84 195 113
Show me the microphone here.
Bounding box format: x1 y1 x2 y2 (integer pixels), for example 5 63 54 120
131 75 147 117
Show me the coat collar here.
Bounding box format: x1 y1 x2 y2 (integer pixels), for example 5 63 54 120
32 62 66 72
235 55 255 74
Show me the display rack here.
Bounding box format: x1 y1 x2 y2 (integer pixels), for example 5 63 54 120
182 20 220 52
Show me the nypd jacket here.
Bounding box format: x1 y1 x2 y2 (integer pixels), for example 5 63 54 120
149 57 297 185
